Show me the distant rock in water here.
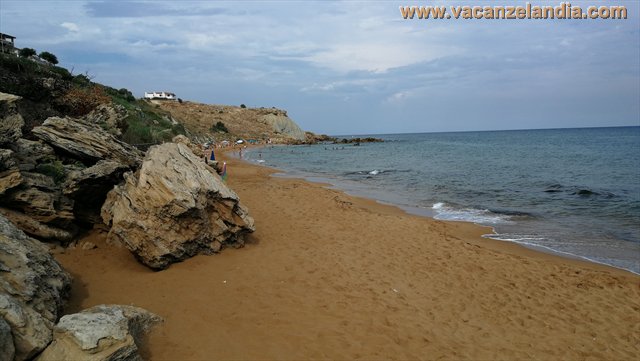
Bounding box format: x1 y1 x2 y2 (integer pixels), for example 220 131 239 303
572 189 599 196
101 143 255 270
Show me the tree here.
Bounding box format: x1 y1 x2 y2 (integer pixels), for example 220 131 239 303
18 47 36 58
39 51 59 65
240 104 246 108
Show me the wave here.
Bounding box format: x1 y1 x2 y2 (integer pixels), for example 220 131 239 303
431 202 514 225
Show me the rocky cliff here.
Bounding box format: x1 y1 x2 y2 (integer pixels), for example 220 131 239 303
156 101 307 143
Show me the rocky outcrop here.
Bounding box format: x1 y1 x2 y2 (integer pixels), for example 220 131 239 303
38 305 162 361
0 113 141 243
260 113 306 141
102 143 255 270
32 116 142 167
82 104 128 137
0 93 24 147
0 214 72 360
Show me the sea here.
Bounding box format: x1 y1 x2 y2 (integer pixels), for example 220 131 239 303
242 127 640 274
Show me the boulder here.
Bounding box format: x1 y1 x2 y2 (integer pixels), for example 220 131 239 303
38 305 162 361
31 116 142 167
0 214 72 360
102 143 255 270
0 316 14 361
0 92 24 146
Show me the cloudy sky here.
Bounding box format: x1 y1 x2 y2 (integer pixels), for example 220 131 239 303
1 0 638 134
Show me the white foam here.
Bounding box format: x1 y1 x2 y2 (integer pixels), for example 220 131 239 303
431 202 513 225
369 170 380 175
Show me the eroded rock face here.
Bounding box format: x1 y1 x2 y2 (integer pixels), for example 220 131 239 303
82 104 128 137
102 143 255 270
261 113 306 141
38 305 162 361
0 112 140 243
31 116 142 167
0 92 24 147
63 160 131 225
0 316 15 361
0 214 71 360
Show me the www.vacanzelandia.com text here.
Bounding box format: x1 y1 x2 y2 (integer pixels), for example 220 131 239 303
400 3 628 20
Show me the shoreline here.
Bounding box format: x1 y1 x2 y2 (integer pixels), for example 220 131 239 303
235 147 639 277
54 148 640 360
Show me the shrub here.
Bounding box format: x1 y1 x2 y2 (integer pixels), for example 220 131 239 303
178 98 183 103
19 48 36 58
35 160 66 184
58 85 111 116
39 51 58 65
211 121 228 133
240 104 246 108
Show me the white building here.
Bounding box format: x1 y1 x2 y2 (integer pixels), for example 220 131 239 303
143 91 177 100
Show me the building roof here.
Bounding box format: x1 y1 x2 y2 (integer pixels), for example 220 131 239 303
0 33 16 40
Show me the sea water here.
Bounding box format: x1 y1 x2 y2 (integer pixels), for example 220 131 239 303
244 127 640 274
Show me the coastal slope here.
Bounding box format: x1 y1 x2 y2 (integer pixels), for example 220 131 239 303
55 155 640 360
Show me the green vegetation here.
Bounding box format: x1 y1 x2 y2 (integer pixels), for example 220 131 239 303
34 160 66 184
18 47 36 58
211 121 229 133
0 51 186 147
39 51 58 65
240 104 246 108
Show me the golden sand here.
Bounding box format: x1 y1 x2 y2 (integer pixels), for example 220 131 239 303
56 154 640 360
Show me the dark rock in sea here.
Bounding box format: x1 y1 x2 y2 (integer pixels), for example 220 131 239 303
0 213 72 360
101 142 255 270
572 189 599 196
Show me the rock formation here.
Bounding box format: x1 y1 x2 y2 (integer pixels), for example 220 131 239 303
260 112 306 141
102 143 255 270
0 110 141 242
37 305 162 361
31 116 142 167
0 214 71 360
0 93 24 147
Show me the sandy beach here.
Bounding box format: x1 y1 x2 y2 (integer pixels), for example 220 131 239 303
55 153 640 360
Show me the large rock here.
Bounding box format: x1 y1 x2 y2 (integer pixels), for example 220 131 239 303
38 305 162 361
0 92 24 146
0 214 72 360
102 143 255 270
32 116 142 167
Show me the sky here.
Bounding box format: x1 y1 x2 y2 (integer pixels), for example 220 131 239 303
1 0 638 135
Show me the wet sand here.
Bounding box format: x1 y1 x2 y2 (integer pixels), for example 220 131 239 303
56 154 640 360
